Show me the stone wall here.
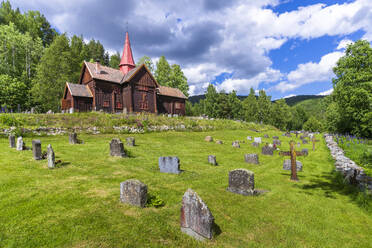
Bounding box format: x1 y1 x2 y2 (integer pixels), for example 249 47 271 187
324 134 372 192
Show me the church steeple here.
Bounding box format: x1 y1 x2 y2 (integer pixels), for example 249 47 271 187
119 32 135 74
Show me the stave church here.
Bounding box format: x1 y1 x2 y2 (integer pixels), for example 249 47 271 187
61 32 187 115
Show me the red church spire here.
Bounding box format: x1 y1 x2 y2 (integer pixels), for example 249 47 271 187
119 32 135 74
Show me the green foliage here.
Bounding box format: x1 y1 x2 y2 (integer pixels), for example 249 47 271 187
154 55 171 85
136 56 154 73
328 40 372 137
204 84 219 118
0 1 57 46
287 106 308 131
270 98 292 130
257 90 272 124
0 114 21 126
169 64 189 97
31 34 74 112
146 192 165 208
0 74 28 110
109 52 121 69
303 116 323 132
86 39 107 65
242 88 258 122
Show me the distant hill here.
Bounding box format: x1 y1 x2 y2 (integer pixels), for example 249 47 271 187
278 95 325 106
292 97 328 119
188 94 325 106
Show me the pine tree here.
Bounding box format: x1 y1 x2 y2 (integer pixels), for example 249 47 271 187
155 56 171 85
242 88 258 122
31 34 73 112
257 90 272 124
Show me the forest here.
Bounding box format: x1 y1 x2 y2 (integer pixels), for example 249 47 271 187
0 1 370 137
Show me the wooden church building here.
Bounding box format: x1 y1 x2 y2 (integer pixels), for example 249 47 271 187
61 32 187 115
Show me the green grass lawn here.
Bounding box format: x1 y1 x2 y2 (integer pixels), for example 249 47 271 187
0 130 371 247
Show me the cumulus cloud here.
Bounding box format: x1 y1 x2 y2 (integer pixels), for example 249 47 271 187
318 88 334 95
273 51 344 93
337 39 353 50
9 0 372 96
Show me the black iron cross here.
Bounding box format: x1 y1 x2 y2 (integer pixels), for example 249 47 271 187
312 136 320 151
279 141 305 181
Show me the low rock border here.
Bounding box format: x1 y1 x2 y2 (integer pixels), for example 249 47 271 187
324 134 372 192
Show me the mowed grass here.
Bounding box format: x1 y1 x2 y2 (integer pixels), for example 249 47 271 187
0 130 371 248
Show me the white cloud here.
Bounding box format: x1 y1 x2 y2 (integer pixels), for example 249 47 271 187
284 94 296 98
337 39 353 50
318 88 334 95
274 51 344 93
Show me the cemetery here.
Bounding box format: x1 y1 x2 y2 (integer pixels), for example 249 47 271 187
1 122 372 247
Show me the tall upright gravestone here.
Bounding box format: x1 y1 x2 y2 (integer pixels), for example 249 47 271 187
47 144 55 169
9 135 15 148
180 189 214 241
16 137 24 151
69 133 78 144
32 140 42 160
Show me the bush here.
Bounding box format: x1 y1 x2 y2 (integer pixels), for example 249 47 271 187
146 193 165 208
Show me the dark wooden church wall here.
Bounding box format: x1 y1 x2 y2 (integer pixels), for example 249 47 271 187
94 80 121 113
74 96 92 112
130 68 157 113
157 95 186 115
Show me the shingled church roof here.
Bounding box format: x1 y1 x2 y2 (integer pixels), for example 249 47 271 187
66 83 93 97
157 85 187 99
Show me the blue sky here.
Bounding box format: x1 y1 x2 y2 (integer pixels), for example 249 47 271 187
10 0 372 99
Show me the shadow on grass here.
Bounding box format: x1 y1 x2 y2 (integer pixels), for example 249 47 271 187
295 170 371 211
213 222 222 236
55 161 70 168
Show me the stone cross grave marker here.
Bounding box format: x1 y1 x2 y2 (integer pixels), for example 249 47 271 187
120 179 147 208
32 140 42 160
110 138 127 157
279 141 305 181
159 156 181 174
312 136 320 151
9 135 15 148
180 188 214 241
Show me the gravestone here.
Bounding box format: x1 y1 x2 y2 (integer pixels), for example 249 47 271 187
302 139 308 144
208 155 217 165
16 137 24 151
261 144 274 155
180 189 214 241
205 136 213 142
159 156 181 174
47 144 55 169
273 136 279 140
297 142 301 148
264 134 269 138
120 179 147 208
232 141 240 148
283 159 302 171
301 148 308 156
244 154 259 164
254 137 262 144
69 132 78 144
215 140 223 144
126 137 135 146
285 133 292 137
273 139 281 146
110 138 127 157
247 136 252 141
227 169 256 196
32 140 42 160
9 135 15 148
251 142 259 147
